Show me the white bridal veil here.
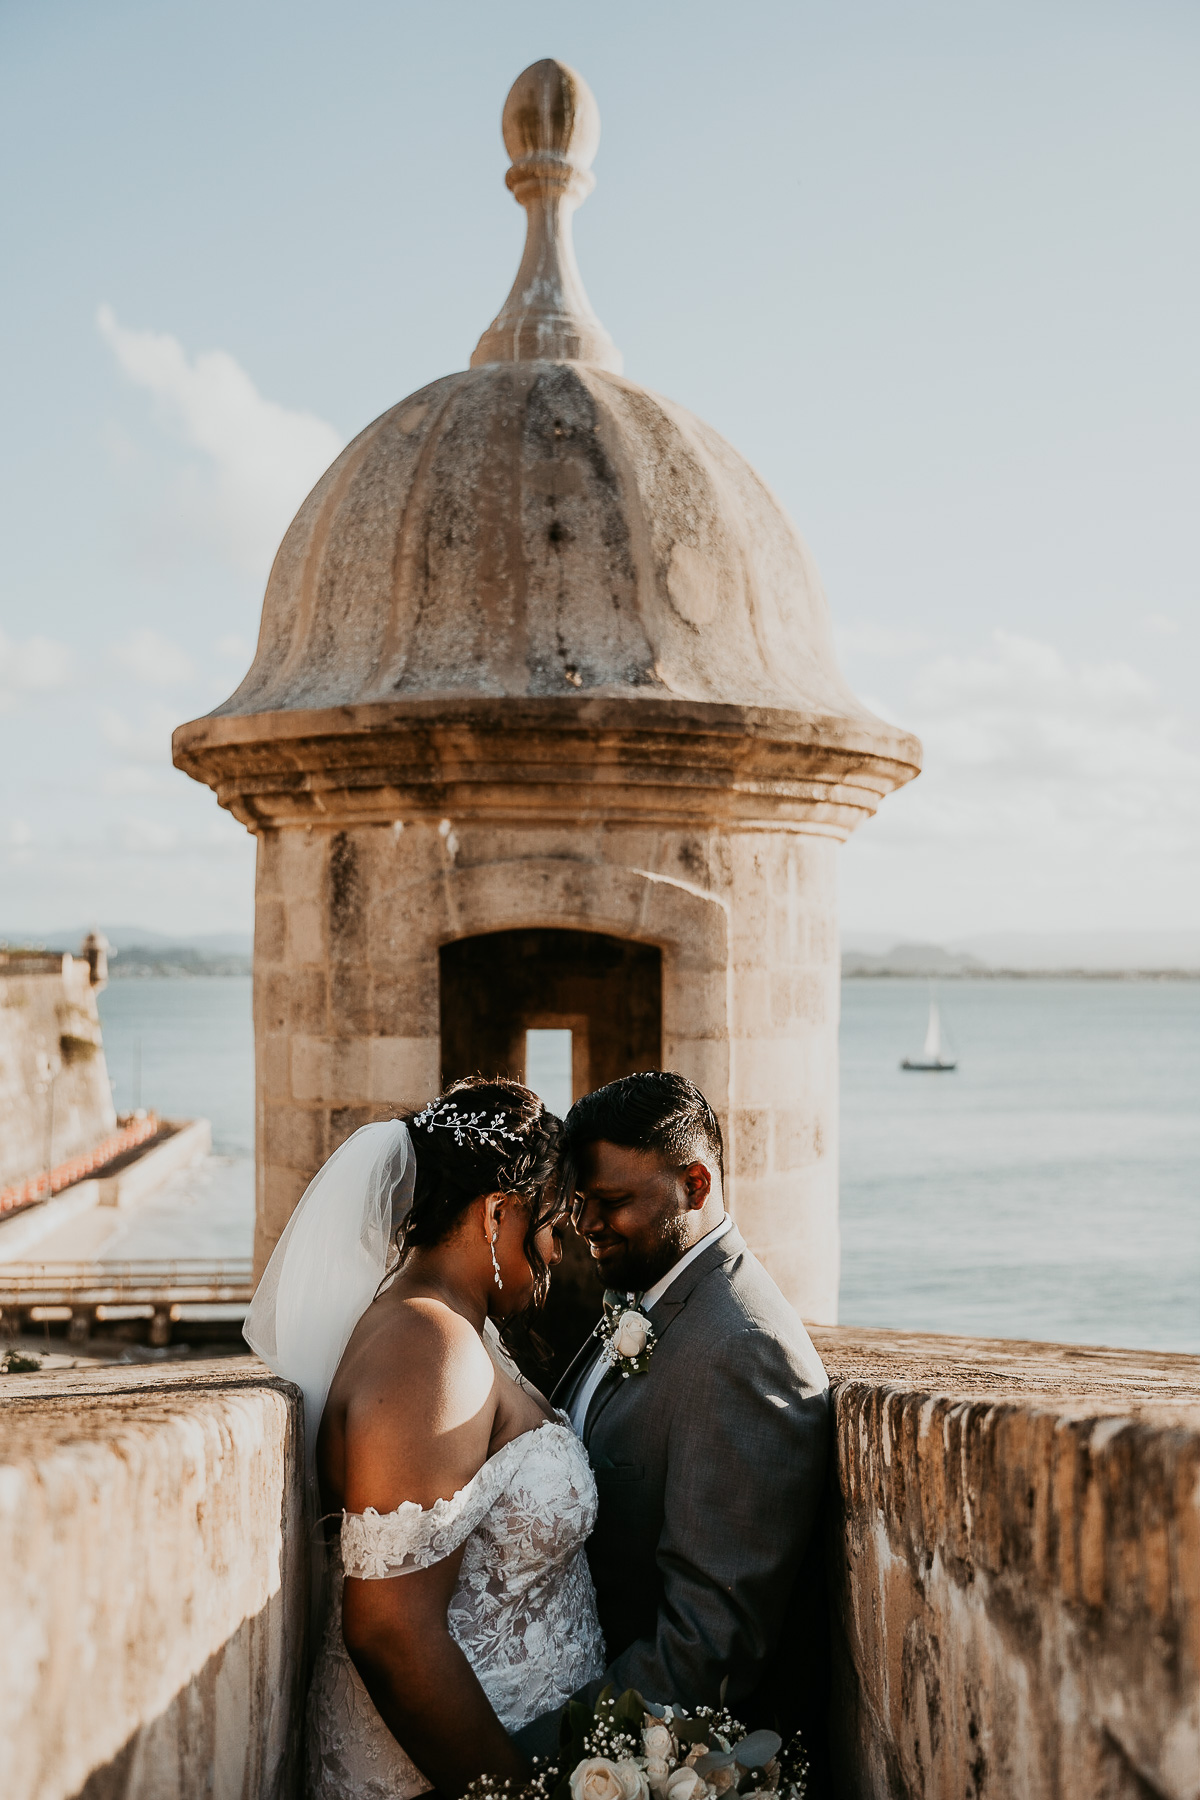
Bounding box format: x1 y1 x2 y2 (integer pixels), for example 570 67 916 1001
244 1119 416 1492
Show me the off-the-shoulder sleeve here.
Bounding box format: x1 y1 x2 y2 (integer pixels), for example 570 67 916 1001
341 1458 506 1580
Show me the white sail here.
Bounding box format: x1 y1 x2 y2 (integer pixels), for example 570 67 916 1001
923 1001 942 1061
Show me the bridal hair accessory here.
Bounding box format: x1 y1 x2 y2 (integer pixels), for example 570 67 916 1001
599 1290 657 1377
464 1685 808 1800
412 1098 522 1149
489 1230 504 1290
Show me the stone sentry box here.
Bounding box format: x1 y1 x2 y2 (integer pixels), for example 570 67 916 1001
174 60 920 1321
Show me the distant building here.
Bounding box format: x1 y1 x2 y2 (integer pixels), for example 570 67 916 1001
0 943 115 1198
176 60 920 1317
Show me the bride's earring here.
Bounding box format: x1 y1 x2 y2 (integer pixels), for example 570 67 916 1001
489 1231 503 1291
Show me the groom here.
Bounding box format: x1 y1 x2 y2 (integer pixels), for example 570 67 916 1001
515 1072 830 1764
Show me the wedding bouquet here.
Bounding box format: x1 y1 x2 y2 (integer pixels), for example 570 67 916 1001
468 1687 807 1800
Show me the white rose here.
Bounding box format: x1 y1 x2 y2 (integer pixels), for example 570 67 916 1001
642 1723 675 1762
571 1760 627 1800
615 1759 650 1800
645 1759 672 1796
614 1310 650 1357
664 1768 708 1800
684 1746 709 1769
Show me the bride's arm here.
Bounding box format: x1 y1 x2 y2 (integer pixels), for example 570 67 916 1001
343 1554 527 1796
337 1301 529 1799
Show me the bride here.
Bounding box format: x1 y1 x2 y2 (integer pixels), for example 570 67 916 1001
245 1077 606 1799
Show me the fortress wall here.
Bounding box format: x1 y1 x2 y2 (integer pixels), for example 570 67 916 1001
0 1359 306 1800
3 1333 1195 1800
0 955 116 1189
812 1328 1200 1800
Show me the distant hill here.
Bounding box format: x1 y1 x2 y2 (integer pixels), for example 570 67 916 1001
0 926 253 976
951 930 1200 972
842 942 988 977
843 931 1200 976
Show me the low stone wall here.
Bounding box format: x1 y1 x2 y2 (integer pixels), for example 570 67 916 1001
0 1358 306 1800
4 1331 1196 1800
811 1328 1200 1800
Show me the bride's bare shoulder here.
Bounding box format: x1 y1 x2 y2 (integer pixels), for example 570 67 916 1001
330 1296 497 1512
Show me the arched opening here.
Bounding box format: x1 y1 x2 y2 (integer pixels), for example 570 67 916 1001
439 928 662 1378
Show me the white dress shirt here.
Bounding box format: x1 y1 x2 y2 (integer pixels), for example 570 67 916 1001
568 1213 731 1436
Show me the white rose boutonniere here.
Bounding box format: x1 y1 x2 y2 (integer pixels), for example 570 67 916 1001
599 1289 657 1376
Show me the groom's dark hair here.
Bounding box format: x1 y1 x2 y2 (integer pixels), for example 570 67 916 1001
564 1071 724 1181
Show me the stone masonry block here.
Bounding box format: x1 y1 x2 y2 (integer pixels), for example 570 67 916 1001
255 899 286 965
259 1031 290 1103
286 899 325 965
662 1037 730 1112
661 968 729 1043
289 1037 330 1104
369 1037 440 1107
264 1104 327 1172
370 965 440 1039
732 1107 771 1179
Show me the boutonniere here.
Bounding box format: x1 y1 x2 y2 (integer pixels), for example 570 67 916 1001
599 1289 657 1376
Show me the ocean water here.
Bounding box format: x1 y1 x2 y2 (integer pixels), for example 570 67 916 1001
96 976 1200 1353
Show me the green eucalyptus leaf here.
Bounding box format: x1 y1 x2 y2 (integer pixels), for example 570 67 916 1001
693 1751 738 1776
732 1731 782 1770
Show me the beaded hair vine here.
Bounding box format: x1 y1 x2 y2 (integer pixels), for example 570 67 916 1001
411 1099 522 1149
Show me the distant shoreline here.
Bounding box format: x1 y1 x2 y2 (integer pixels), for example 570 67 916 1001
101 963 1200 982
842 967 1200 981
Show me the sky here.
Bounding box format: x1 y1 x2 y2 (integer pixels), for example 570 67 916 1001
1 0 1196 943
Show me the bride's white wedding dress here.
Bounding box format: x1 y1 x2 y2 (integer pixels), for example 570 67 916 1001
241 1119 606 1800
308 1407 606 1799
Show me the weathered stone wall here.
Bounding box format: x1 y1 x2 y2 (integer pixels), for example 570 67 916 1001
0 956 116 1189
811 1328 1200 1800
0 1358 306 1800
252 814 841 1319
5 1333 1195 1800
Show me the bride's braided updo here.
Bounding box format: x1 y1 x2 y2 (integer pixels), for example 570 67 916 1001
398 1076 571 1307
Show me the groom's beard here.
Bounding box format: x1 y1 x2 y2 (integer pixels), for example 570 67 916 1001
587 1211 692 1295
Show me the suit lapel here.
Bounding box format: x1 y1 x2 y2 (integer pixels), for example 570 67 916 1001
645 1222 744 1343
583 1224 745 1446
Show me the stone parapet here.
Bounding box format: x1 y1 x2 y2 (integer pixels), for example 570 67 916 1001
0 1358 306 1800
811 1327 1200 1800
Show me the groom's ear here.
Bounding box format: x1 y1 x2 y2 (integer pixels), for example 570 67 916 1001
680 1161 712 1210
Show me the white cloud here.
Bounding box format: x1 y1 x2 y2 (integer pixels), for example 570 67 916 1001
100 702 181 766
97 305 345 578
111 628 194 686
0 630 74 710
842 630 1200 934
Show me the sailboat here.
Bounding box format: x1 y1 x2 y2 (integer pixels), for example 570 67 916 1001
901 995 957 1071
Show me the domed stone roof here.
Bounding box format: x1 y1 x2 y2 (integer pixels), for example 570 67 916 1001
222 358 877 720
178 59 919 828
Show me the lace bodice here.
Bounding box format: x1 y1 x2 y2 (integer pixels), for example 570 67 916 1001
308 1415 606 1800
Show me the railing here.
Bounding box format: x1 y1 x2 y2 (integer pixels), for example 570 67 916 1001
0 1115 162 1217
0 1257 255 1345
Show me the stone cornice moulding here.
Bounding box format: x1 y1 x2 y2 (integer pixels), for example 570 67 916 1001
172 695 921 837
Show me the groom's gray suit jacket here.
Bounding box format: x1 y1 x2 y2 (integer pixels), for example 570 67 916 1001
553 1223 830 1726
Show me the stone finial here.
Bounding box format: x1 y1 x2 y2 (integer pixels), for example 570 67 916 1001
471 60 622 372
